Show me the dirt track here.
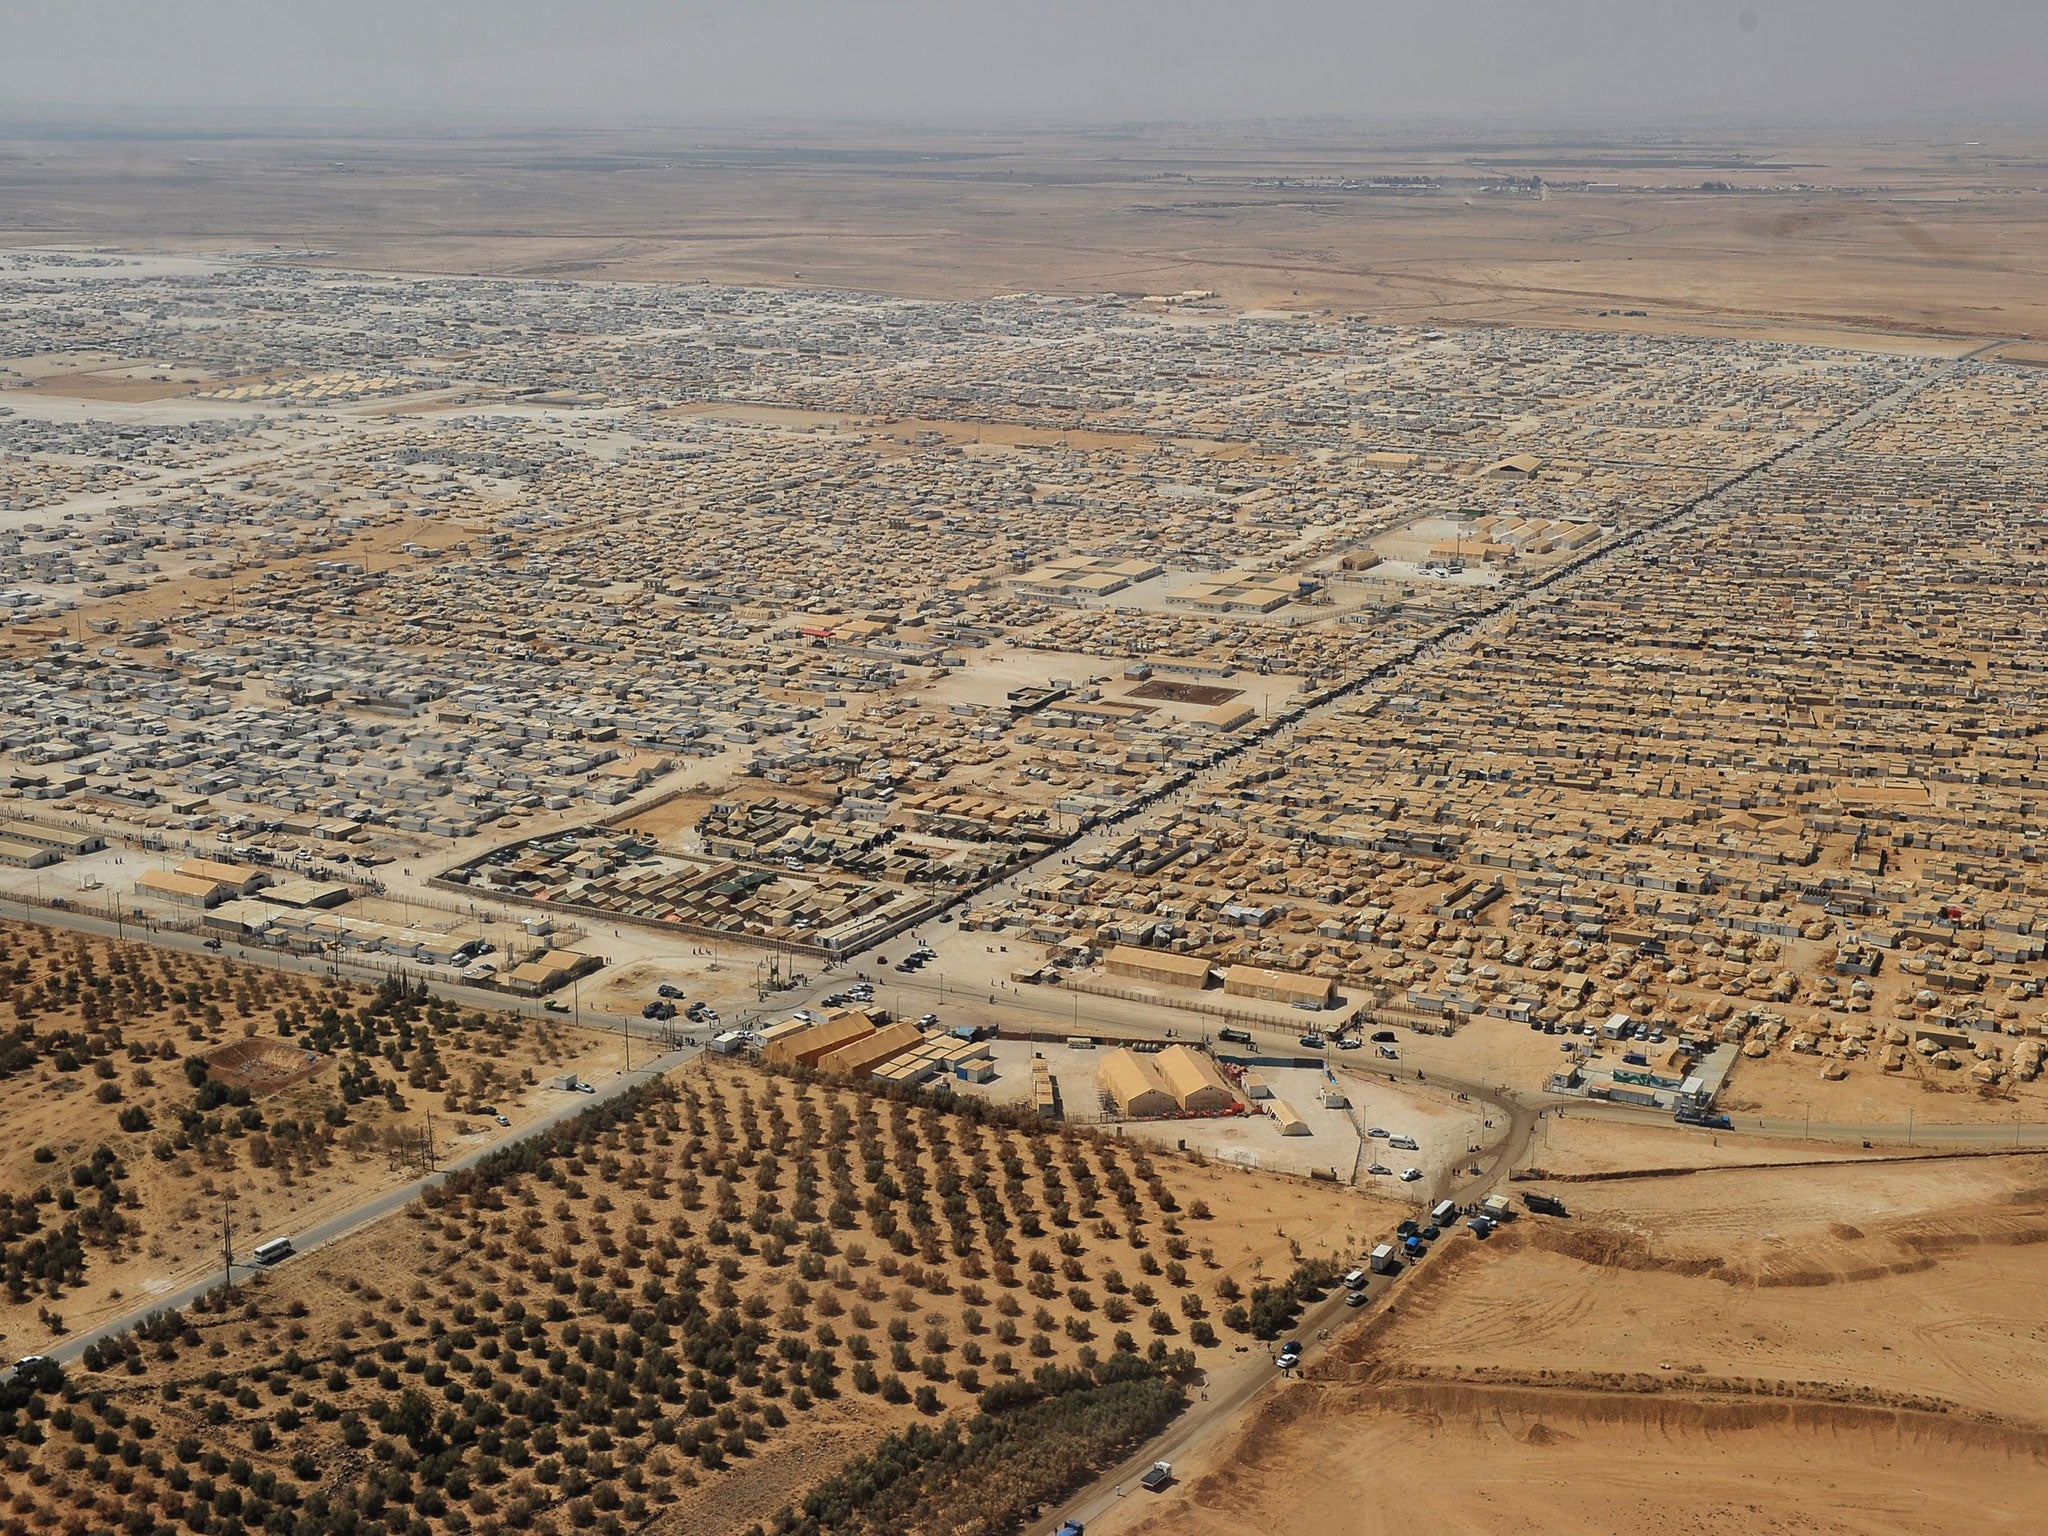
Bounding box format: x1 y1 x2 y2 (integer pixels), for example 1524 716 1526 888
1095 1148 2048 1535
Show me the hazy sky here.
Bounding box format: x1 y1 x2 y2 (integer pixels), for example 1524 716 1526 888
2 0 2042 127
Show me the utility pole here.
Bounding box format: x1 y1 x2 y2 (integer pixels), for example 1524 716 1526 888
220 1195 235 1296
421 1112 436 1175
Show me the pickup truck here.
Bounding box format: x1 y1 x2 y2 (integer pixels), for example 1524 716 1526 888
1140 1461 1173 1492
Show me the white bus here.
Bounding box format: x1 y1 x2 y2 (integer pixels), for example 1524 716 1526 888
251 1238 295 1266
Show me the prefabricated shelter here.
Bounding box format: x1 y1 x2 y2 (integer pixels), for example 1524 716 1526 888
1097 1048 1179 1118
1104 945 1214 991
1224 964 1336 1010
0 820 103 856
765 1010 876 1068
176 857 270 897
818 1020 922 1078
0 839 58 870
1155 1044 1237 1113
1031 1060 1062 1119
137 870 227 909
1269 1099 1310 1135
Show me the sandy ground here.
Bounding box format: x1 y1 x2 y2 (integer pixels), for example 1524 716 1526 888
1525 1111 1894 1177
1112 1379 2048 1536
1716 1038 2048 1127
4 129 2038 346
10 1054 1411 1536
1099 1149 2048 1536
0 921 623 1357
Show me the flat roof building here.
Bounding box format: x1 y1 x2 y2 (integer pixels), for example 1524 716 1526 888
0 820 103 857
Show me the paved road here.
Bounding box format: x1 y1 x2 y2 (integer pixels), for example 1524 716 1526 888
35 1046 697 1371
0 892 660 1046
1037 1278 1369 1536
1022 350 2020 1534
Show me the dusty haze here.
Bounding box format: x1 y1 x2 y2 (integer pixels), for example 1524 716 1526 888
1 0 2044 125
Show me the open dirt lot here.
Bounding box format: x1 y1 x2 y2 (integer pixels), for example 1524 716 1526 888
3 128 2043 346
1525 1110 1893 1177
1113 1380 2048 1536
1100 1150 2048 1536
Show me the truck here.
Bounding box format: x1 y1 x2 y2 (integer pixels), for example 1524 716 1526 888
550 1074 582 1092
1521 1191 1569 1218
1139 1461 1173 1492
1369 1243 1398 1275
1675 1108 1733 1130
708 1031 748 1056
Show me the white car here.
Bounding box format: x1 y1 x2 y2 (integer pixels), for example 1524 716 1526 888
1399 1168 1423 1182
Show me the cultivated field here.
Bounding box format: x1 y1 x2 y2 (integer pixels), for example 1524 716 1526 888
0 921 619 1358
0 1057 1399 1536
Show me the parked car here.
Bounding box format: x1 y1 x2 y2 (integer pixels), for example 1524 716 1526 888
1345 1288 1370 1306
1276 1341 1302 1370
1367 1163 1392 1176
1298 1033 1326 1049
495 1115 510 1127
1400 1167 1423 1182
1367 1126 1390 1138
657 983 683 999
1337 1037 1361 1050
1377 1044 1399 1060
1371 1030 1397 1043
